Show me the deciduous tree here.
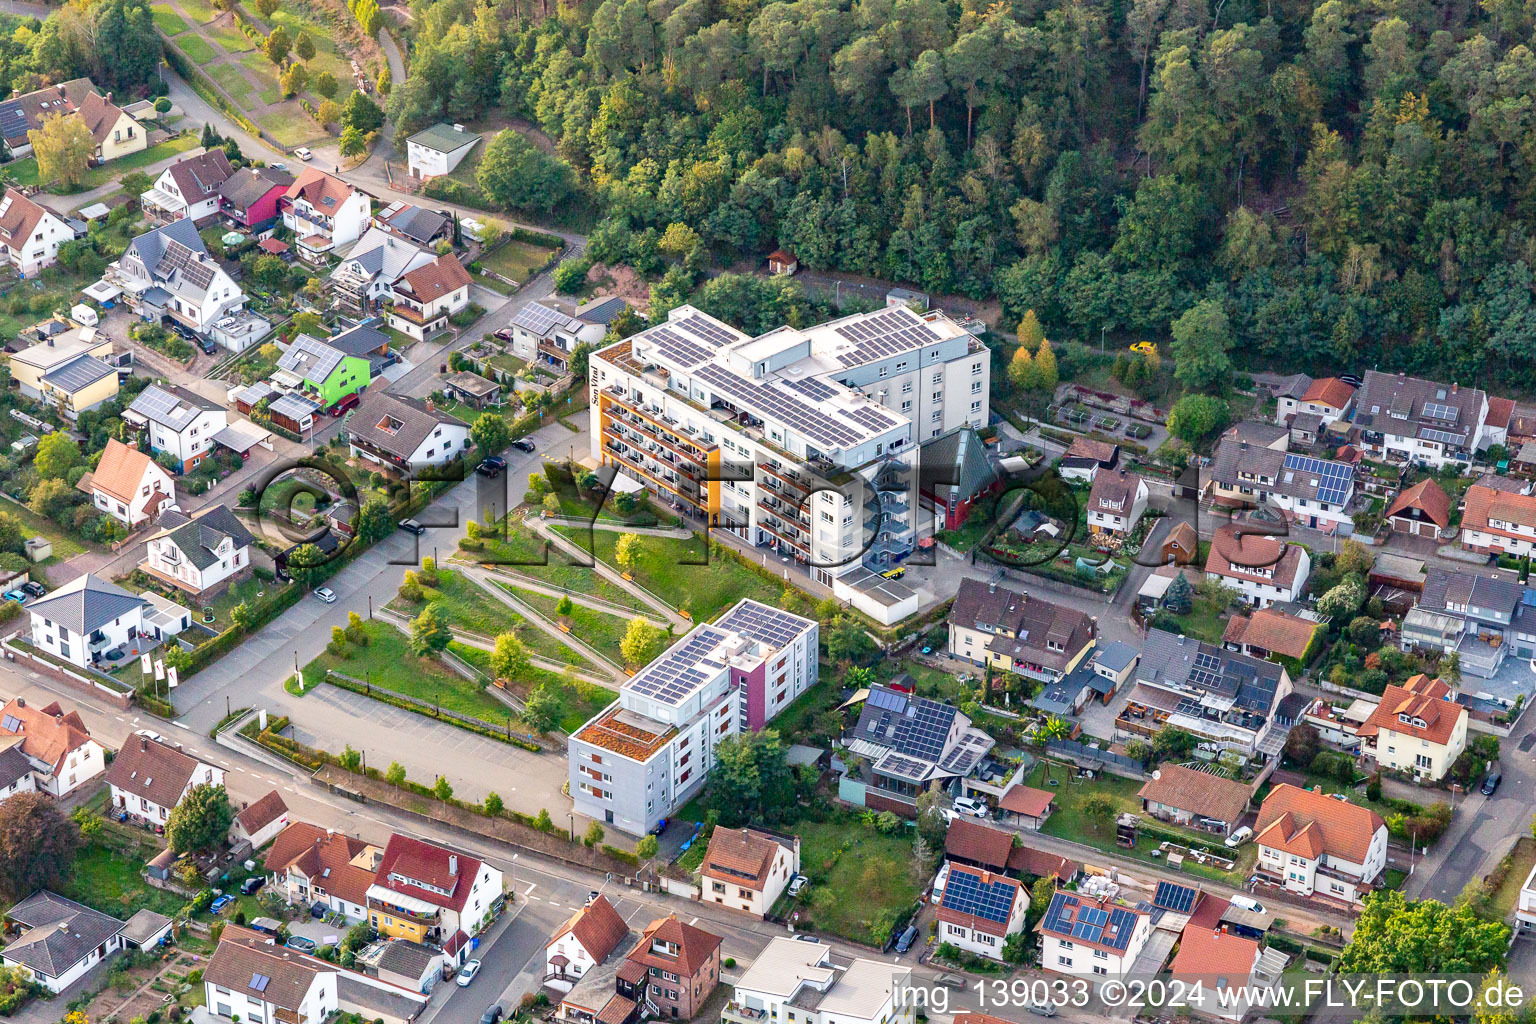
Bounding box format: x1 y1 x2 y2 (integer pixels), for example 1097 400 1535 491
0 793 78 901
30 113 91 187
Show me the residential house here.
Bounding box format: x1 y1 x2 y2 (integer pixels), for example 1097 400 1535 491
76 91 144 163
1515 859 1536 934
1205 524 1311 608
1280 376 1356 436
346 393 470 474
1058 436 1119 482
282 168 372 263
0 697 105 798
105 733 224 827
1461 476 1536 558
141 504 255 602
125 383 228 472
545 896 631 992
9 324 117 404
943 817 1015 873
230 790 289 850
1089 641 1139 697
1273 374 1313 424
948 578 1097 685
699 827 800 918
385 254 473 342
353 938 449 995
1086 469 1148 537
276 334 372 410
842 682 996 811
34 350 118 418
366 834 505 960
936 864 1028 961
1168 914 1264 1022
77 438 174 526
1122 629 1293 758
374 201 450 247
1356 675 1468 782
265 823 382 922
405 123 481 179
1254 784 1387 904
507 298 611 372
1162 520 1198 564
218 166 294 233
1037 893 1151 978
27 573 155 670
568 601 818 836
1221 607 1320 665
0 188 73 275
1206 438 1357 535
0 78 96 158
622 915 722 1019
1224 420 1291 449
1352 370 1492 468
110 219 247 337
721 936 913 1024
1 891 127 992
329 226 436 316
1137 763 1251 837
1386 478 1452 539
141 150 235 224
1401 568 1536 684
1299 697 1375 753
442 370 501 409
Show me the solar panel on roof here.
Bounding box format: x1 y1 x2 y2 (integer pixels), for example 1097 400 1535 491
868 687 907 713
0 715 20 733
1282 454 1353 505
1153 881 1198 913
674 313 740 347
941 867 1017 924
784 376 837 401
512 302 566 337
648 326 714 368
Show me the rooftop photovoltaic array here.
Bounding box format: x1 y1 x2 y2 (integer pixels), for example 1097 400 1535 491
783 376 837 402
673 312 741 347
695 363 865 449
0 102 27 142
1153 881 1198 914
941 867 1018 924
715 601 809 648
269 393 319 419
649 325 715 368
831 307 941 367
511 302 569 337
1282 454 1353 506
1421 401 1458 423
876 752 930 781
1042 893 1141 952
626 625 730 706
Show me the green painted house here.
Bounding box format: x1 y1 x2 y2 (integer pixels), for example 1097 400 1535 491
276 334 372 408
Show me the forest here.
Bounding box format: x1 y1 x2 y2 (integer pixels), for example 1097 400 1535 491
0 0 162 103
400 0 1536 392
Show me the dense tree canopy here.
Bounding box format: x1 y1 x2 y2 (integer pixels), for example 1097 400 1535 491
385 0 1536 390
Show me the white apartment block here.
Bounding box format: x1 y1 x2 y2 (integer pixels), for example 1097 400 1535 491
1038 893 1150 979
723 937 913 1024
567 600 817 836
589 304 989 625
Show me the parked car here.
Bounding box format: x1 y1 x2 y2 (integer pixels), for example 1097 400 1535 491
285 936 317 952
1026 1002 1058 1017
1224 826 1254 849
210 895 235 915
457 960 481 987
199 336 217 355
587 890 600 906
493 328 514 342
1 590 25 604
329 392 360 417
1482 771 1502 796
952 796 988 818
929 861 951 904
1228 894 1266 915
894 925 919 954
787 875 807 898
793 935 820 943
314 587 337 603
476 456 507 478
21 582 46 598
294 147 312 161
398 519 426 535
479 1004 503 1024
511 438 536 453
240 876 265 895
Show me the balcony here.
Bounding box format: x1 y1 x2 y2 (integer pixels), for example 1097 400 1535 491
367 898 440 924
601 407 710 468
602 429 703 484
722 1004 767 1024
758 517 809 554
603 443 704 510
539 338 571 364
757 462 810 497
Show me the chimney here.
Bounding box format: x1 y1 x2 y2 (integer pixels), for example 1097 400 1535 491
140 736 148 752
449 854 458 875
1451 383 1459 393
425 398 435 413
14 698 22 708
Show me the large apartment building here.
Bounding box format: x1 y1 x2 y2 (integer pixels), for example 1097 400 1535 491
567 600 818 835
588 304 989 624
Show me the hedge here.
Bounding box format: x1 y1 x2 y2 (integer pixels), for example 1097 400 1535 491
602 845 639 866
319 671 541 751
424 176 494 212
138 692 177 718
184 582 304 674
509 226 564 249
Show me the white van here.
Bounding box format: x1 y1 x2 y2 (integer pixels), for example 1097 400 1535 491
70 303 98 327
1224 826 1254 849
1229 894 1267 914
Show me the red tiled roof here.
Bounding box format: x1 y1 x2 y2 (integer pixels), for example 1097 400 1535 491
1006 843 1079 882
1463 479 1536 535
1170 925 1259 983
236 789 288 834
1386 478 1452 529
937 865 1023 937
1356 674 1463 747
626 915 721 978
264 823 377 907
1206 524 1305 589
1489 396 1516 430
373 834 482 912
548 896 629 962
1138 763 1250 826
1254 784 1384 863
1220 607 1319 660
1301 377 1355 411
397 253 471 303
998 785 1054 819
0 697 92 774
944 817 1013 871
701 828 780 891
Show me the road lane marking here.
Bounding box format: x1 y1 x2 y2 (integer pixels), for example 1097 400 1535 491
523 883 536 895
689 917 698 925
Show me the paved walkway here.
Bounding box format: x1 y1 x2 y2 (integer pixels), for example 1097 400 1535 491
459 564 625 679
529 516 691 629
476 565 657 621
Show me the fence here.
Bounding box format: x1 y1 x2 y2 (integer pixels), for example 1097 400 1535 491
2 639 135 709
321 669 543 749
1043 739 1147 780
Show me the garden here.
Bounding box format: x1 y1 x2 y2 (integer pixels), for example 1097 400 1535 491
792 814 924 947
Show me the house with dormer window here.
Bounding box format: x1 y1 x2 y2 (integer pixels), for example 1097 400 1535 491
1254 783 1386 905
140 150 234 225
0 188 71 275
1086 470 1147 536
948 577 1096 685
140 504 255 602
281 168 371 263
366 834 503 962
346 392 469 473
109 219 247 336
1204 523 1310 608
1351 370 1494 468
125 383 228 472
1355 674 1467 781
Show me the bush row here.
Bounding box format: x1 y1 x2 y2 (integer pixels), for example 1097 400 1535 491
160 39 263 139
184 582 304 675
320 672 541 751
509 226 565 249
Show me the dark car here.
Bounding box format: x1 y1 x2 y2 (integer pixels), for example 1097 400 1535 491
398 519 426 535
475 456 507 478
199 336 217 355
894 924 919 954
1482 771 1502 796
511 438 536 453
240 876 265 895
21 582 45 598
479 1005 504 1024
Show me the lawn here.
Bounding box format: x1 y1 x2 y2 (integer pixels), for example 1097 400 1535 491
491 580 638 666
208 62 258 107
1028 761 1255 883
552 527 782 623
464 518 646 611
63 842 188 919
1168 593 1229 644
448 641 613 731
304 618 517 725
797 817 922 946
152 3 189 33
0 497 89 561
202 576 286 627
388 567 588 667
173 33 219 64
79 136 199 189
205 19 254 52
178 0 217 23
481 239 559 285
1488 837 1536 922
259 104 326 149
236 51 283 103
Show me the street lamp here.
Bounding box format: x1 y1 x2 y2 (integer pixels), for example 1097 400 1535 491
568 813 575 842
511 853 518 896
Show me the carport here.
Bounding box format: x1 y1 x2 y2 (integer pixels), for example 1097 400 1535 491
213 420 274 457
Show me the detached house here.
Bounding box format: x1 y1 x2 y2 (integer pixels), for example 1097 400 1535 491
265 822 382 922
1059 436 1119 482
282 168 372 263
9 325 117 405
0 188 72 275
1137 762 1251 837
1 891 128 992
621 916 722 1019
77 438 174 527
26 574 153 670
140 504 255 601
111 219 247 337
949 577 1097 685
105 733 224 827
329 226 436 317
374 201 450 247
1037 893 1150 978
218 166 293 233
141 149 235 225
276 334 372 410
1386 478 1452 539
125 383 228 472
936 864 1028 961
700 827 800 918
1461 476 1536 558
346 393 469 473
229 790 289 850
1086 469 1147 537
75 91 145 164
1352 370 1492 468
0 697 105 798
724 937 913 1024
507 298 612 372
385 254 473 341
204 926 339 1024
0 79 96 159
1125 629 1292 757
1205 523 1310 608
545 895 630 992
366 834 504 961
1356 674 1467 782
1254 783 1387 904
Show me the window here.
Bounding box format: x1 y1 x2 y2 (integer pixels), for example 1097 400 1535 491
902 382 912 394
901 400 912 412
931 391 942 402
931 372 942 385
1058 956 1073 968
